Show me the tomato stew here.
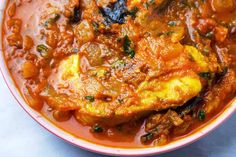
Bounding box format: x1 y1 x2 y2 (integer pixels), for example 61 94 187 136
2 0 236 148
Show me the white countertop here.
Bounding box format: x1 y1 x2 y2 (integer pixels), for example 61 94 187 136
0 73 235 157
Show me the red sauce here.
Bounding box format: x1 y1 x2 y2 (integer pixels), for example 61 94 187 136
2 0 236 148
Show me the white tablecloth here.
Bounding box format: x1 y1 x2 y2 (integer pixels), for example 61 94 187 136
0 73 235 157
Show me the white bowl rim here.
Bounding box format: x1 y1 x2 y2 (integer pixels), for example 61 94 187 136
0 1 235 156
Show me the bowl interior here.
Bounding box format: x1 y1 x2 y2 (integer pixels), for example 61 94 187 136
0 1 235 156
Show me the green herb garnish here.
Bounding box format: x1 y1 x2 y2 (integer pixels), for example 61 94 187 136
198 109 206 121
37 44 50 58
168 20 177 26
92 21 99 32
85 96 95 102
205 31 214 39
144 2 150 9
157 30 175 37
141 133 154 143
198 72 212 79
219 67 228 77
180 0 191 8
44 14 60 27
144 0 156 9
92 124 103 133
117 38 122 42
214 67 228 82
129 7 139 18
111 60 126 69
117 98 124 104
202 48 210 56
123 35 135 58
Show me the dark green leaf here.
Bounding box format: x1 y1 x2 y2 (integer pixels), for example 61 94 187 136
168 20 177 26
44 14 60 27
202 48 210 56
218 67 228 77
85 96 95 102
180 0 190 7
198 72 212 79
177 96 203 117
198 109 206 121
141 133 154 143
37 44 48 53
123 35 135 58
157 30 175 37
117 38 122 42
37 44 50 58
92 21 99 32
214 67 228 83
144 2 150 9
117 98 124 104
205 31 214 39
129 7 139 17
111 60 126 69
92 124 103 133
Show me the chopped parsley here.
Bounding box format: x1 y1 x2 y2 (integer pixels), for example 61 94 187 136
218 67 228 77
117 37 122 42
129 6 139 18
141 132 154 143
91 124 103 133
198 72 212 79
157 30 175 37
202 47 210 56
44 14 60 27
85 96 95 102
144 0 156 9
205 31 214 39
168 20 177 26
111 60 126 69
198 109 206 121
123 35 135 58
92 21 100 32
36 44 50 58
117 98 124 104
215 67 228 82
